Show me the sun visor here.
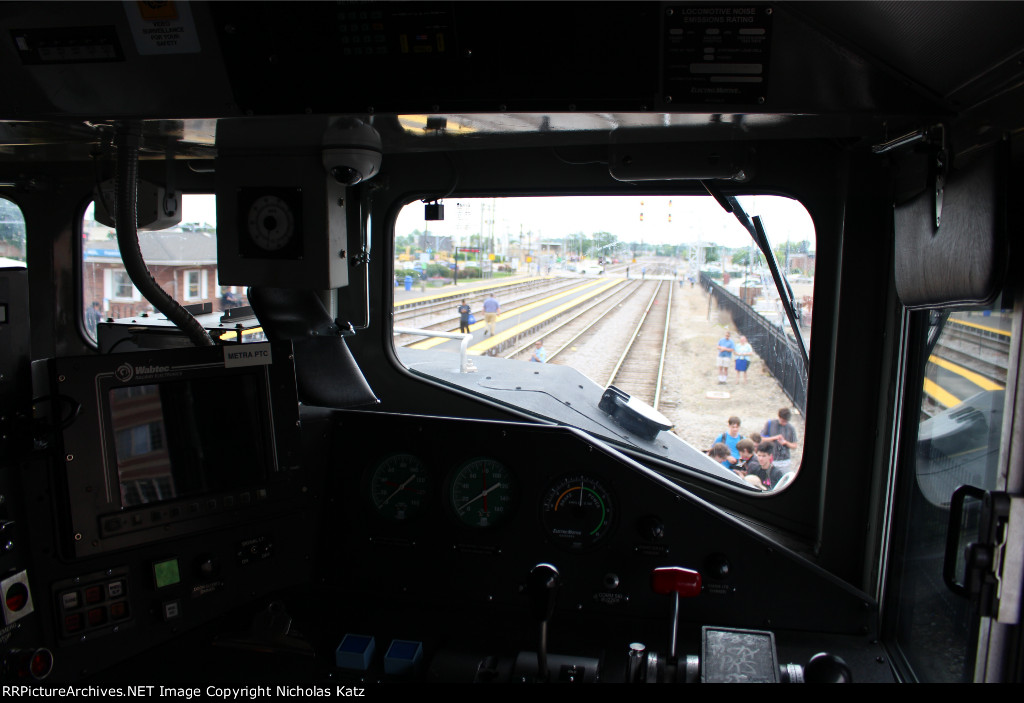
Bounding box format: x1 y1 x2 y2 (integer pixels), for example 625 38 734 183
608 140 753 182
894 145 1006 309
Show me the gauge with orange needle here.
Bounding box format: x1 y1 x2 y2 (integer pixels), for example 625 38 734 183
449 458 516 528
369 454 430 521
541 474 616 550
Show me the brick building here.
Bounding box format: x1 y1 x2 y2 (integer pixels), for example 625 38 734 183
83 228 242 326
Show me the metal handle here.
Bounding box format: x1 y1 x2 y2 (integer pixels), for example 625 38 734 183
944 484 986 597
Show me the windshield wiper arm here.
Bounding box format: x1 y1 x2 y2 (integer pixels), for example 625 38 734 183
701 182 808 368
751 215 808 368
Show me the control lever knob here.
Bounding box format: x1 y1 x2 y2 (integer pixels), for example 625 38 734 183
651 566 702 597
627 642 646 683
526 563 560 623
524 563 560 682
804 652 852 683
651 566 702 658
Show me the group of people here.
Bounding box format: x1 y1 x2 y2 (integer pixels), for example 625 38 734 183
708 408 799 491
457 294 500 336
716 330 753 384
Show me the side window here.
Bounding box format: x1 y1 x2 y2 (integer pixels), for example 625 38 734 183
0 197 27 268
890 305 1013 681
81 195 244 343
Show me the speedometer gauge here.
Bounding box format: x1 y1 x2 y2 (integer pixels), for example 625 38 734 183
369 454 430 521
449 459 516 528
541 475 616 551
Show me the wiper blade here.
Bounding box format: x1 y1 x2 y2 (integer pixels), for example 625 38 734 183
751 215 808 369
700 182 808 368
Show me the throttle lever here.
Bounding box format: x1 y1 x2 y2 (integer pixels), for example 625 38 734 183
651 566 701 658
525 563 560 681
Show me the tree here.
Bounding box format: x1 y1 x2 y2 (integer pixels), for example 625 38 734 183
731 249 751 266
590 231 617 258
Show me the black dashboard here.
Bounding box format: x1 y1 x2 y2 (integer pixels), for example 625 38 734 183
313 410 891 683
12 359 893 684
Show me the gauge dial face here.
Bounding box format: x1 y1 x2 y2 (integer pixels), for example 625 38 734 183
246 194 296 251
449 459 515 528
369 454 430 521
541 474 615 551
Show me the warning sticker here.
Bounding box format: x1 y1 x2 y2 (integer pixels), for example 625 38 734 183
125 1 200 55
662 5 772 106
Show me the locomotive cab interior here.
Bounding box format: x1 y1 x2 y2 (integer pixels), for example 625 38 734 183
0 0 1023 686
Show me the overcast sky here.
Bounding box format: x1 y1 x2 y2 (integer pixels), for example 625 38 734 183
395 195 815 250
181 193 815 251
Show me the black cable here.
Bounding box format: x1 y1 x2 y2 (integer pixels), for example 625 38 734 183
113 122 214 347
31 394 82 432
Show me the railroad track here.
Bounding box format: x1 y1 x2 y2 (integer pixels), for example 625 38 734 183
604 280 672 410
503 279 642 361
394 277 587 344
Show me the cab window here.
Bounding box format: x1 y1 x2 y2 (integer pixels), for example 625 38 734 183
0 197 27 268
889 303 1014 682
391 195 814 488
81 195 245 343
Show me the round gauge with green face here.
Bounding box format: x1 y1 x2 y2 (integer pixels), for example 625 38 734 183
369 454 430 521
449 458 515 528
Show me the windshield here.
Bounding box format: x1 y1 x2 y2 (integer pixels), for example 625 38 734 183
391 195 814 489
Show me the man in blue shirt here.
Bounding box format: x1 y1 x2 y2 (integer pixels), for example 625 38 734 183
716 330 735 383
482 295 500 336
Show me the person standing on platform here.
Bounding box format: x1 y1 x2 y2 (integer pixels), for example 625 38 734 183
457 299 472 334
734 335 753 383
483 294 500 336
716 330 735 383
86 301 102 338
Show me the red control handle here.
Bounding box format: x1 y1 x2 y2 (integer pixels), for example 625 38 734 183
651 566 702 597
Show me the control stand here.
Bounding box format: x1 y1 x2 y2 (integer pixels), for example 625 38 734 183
513 563 599 683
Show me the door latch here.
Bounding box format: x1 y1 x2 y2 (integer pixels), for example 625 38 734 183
944 486 1023 624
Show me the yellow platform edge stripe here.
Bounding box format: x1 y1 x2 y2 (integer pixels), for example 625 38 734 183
394 276 547 307
407 279 614 351
468 279 622 355
948 317 1011 337
923 378 961 409
928 354 1004 392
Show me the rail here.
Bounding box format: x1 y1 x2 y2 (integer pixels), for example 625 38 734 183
504 279 638 360
701 273 808 414
605 281 664 394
